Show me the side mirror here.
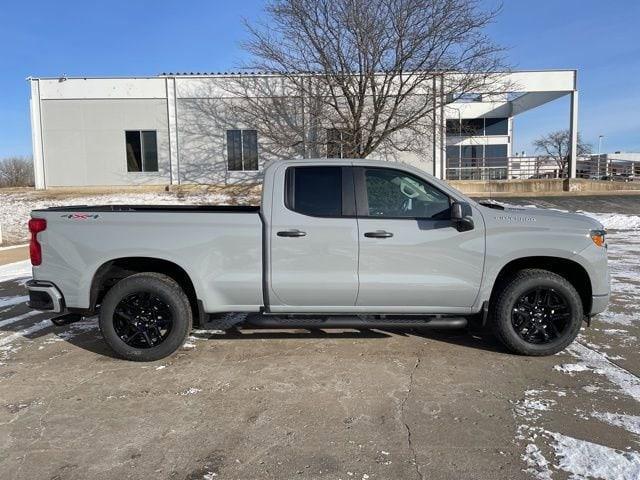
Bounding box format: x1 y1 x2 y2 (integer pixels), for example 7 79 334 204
451 202 474 232
451 202 464 220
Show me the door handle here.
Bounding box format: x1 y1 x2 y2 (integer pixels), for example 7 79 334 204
277 229 307 237
364 230 394 238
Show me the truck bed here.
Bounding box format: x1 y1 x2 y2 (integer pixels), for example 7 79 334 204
31 205 264 313
33 205 260 213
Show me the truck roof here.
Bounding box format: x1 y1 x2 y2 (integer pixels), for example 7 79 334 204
264 157 426 172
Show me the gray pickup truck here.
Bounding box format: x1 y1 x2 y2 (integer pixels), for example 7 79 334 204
26 159 609 361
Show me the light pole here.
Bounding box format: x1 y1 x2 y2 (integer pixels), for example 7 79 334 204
597 135 604 179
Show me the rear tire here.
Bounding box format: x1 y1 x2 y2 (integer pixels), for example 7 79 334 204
491 269 583 356
99 273 192 361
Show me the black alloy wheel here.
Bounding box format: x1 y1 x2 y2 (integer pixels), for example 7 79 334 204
113 292 174 348
511 287 571 344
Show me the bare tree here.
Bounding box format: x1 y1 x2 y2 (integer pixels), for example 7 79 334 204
227 0 508 159
0 156 34 187
533 130 591 177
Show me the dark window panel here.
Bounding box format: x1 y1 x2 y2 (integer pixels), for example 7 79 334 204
141 131 158 172
242 129 258 170
227 130 243 171
461 145 483 164
125 131 142 172
446 119 460 135
460 119 484 136
445 146 460 168
485 144 508 166
326 128 343 158
288 166 342 216
484 118 508 136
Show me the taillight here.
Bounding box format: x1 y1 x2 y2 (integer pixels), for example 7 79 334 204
28 218 47 266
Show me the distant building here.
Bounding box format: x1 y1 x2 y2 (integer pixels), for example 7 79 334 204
28 70 579 188
580 152 640 178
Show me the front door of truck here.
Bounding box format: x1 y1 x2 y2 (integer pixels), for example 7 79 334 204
268 164 359 311
354 167 484 310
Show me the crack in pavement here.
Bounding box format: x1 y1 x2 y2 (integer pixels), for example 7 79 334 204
400 357 423 480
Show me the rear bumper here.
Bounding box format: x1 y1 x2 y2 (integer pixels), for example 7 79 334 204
26 280 65 313
590 293 609 316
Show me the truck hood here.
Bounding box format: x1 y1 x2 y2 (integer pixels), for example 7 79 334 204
478 203 604 231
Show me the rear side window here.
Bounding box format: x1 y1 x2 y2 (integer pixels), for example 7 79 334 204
285 166 342 217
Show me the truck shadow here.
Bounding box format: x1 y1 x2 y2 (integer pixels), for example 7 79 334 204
185 326 509 354
51 325 509 360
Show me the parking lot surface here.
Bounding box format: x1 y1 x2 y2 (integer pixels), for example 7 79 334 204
1 195 639 479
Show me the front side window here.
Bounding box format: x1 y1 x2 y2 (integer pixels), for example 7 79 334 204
364 168 451 219
227 129 258 171
126 130 158 172
285 166 342 217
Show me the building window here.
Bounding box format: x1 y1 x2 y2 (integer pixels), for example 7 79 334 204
447 92 483 103
460 119 484 136
484 118 508 136
446 145 461 180
126 130 158 172
325 128 345 158
484 144 508 165
227 129 258 171
446 120 461 136
446 117 509 137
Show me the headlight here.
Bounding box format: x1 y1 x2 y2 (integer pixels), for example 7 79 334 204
590 229 606 248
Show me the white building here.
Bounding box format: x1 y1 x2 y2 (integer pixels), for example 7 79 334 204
28 70 579 188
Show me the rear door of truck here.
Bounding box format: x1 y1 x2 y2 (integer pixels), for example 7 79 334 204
267 163 359 311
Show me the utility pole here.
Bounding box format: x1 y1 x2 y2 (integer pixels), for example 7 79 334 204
597 135 604 179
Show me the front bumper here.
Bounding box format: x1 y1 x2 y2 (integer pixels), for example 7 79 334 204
26 280 65 313
590 293 610 316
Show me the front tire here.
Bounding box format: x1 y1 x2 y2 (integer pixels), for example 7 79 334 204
491 269 583 356
99 273 192 361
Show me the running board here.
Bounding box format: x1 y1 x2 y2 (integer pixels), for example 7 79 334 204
223 315 468 330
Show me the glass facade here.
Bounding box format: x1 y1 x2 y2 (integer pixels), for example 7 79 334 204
446 117 508 137
446 144 508 180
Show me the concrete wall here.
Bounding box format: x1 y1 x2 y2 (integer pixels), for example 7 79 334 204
450 178 640 195
40 99 171 187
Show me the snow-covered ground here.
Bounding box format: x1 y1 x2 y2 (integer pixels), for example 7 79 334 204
506 203 640 480
0 199 639 478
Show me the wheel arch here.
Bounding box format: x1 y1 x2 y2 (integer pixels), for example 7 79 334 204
89 257 204 326
489 256 592 314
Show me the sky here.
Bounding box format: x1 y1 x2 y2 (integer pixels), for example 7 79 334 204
0 0 638 158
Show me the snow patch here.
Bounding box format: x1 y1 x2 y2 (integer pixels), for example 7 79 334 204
0 295 28 309
566 343 640 402
179 387 202 396
522 443 553 480
0 260 31 282
553 363 591 374
577 211 640 231
0 310 41 328
592 411 640 437
0 319 52 347
550 431 640 480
